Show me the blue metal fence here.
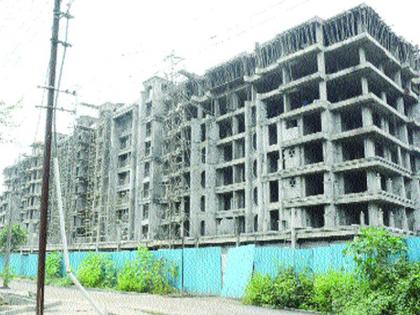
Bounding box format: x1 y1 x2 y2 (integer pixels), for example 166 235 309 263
1 237 419 298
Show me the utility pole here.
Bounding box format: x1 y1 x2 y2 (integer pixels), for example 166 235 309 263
36 0 61 314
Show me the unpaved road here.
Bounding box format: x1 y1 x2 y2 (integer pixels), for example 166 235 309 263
10 280 313 315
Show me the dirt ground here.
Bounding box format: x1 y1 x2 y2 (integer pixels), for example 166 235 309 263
9 279 314 315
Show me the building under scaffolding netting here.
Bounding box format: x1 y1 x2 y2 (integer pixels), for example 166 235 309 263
1 4 419 249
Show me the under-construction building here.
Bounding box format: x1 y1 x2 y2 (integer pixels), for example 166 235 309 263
1 5 419 248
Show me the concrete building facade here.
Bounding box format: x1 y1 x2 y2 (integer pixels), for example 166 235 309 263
1 5 419 249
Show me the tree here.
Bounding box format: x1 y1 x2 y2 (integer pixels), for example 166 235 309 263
0 224 28 251
0 224 27 288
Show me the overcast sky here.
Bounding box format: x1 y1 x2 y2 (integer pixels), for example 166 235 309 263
0 0 419 191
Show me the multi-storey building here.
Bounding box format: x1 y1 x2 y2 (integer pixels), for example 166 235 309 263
1 5 419 248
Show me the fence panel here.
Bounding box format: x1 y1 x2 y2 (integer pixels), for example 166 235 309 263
221 245 255 298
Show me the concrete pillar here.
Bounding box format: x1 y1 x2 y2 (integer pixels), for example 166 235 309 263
361 77 369 95
359 47 367 63
367 171 380 193
361 106 373 127
389 211 395 228
364 138 375 158
394 70 402 88
402 209 409 231
205 119 218 236
368 203 380 226
244 100 254 233
189 120 201 238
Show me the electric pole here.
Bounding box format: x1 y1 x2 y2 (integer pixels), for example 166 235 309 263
36 0 61 313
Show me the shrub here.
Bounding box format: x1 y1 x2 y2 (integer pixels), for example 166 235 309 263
117 246 175 294
344 227 407 289
243 268 314 310
77 253 116 288
312 271 361 313
243 273 275 306
46 252 63 279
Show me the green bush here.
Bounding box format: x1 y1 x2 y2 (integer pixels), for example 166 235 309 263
243 268 314 310
117 246 175 294
312 271 361 313
243 273 275 306
77 253 116 288
243 228 420 315
46 252 62 279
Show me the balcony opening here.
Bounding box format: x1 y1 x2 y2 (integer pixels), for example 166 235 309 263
338 202 368 225
289 53 318 80
341 108 362 131
201 124 206 141
289 83 319 110
342 138 365 161
303 112 322 135
304 141 323 165
325 46 359 74
304 205 325 228
375 142 384 158
343 170 367 194
327 78 361 103
255 71 283 93
372 112 381 127
265 95 284 118
221 143 233 162
305 173 324 196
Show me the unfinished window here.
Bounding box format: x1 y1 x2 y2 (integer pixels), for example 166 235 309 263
200 196 205 212
201 148 206 163
119 135 131 150
372 112 381 127
141 225 149 238
269 180 279 202
236 216 245 234
375 142 384 158
145 122 152 137
342 138 364 161
251 106 257 126
253 160 257 178
286 119 298 129
253 187 258 205
218 96 229 115
200 221 205 236
145 142 151 156
268 124 277 145
269 210 279 231
234 164 245 183
304 205 325 228
142 204 149 220
236 114 245 133
304 141 323 164
201 124 206 142
118 171 130 186
305 173 324 196
222 143 233 162
289 177 296 187
265 95 284 118
219 119 232 139
236 190 245 209
254 215 258 232
343 171 367 194
303 112 322 135
201 171 206 188
390 147 399 164
234 139 245 159
144 162 150 177
143 183 150 198
267 151 279 173
252 133 257 150
289 53 318 80
145 102 152 116
220 192 233 210
341 108 362 131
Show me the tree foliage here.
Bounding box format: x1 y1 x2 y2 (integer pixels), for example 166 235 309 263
0 224 27 251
